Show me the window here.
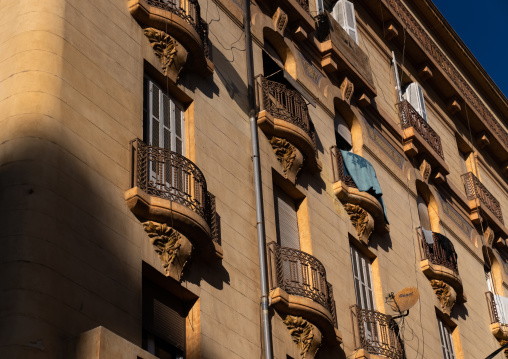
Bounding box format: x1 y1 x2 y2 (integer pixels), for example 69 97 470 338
316 0 324 14
417 194 432 231
403 82 427 122
437 316 456 359
143 279 186 359
334 112 353 151
274 185 300 250
350 246 375 310
144 77 186 187
332 0 359 45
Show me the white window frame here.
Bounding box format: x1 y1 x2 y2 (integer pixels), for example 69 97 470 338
350 246 375 310
332 0 359 45
437 316 456 359
403 82 428 122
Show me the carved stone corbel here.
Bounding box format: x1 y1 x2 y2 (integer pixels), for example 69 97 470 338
430 279 457 315
340 77 354 105
345 203 374 244
143 221 191 281
419 158 432 183
143 28 188 80
270 137 303 182
283 316 322 359
273 7 288 34
485 226 496 247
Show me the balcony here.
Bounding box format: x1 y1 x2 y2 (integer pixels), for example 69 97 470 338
129 0 213 76
330 146 389 243
267 242 342 344
486 291 508 340
397 100 449 181
461 172 507 238
256 75 322 175
416 227 465 314
315 12 376 103
125 139 222 263
350 305 404 359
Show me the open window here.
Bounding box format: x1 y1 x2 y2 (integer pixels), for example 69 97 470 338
334 112 353 152
332 0 359 45
403 82 427 122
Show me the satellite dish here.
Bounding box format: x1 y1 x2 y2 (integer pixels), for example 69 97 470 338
389 287 420 313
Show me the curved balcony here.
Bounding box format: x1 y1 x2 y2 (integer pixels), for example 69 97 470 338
397 100 449 181
267 242 342 344
486 291 508 340
125 139 222 261
129 0 213 76
350 305 405 359
330 146 389 242
416 227 465 313
256 75 322 174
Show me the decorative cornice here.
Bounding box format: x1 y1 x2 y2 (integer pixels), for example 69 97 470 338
384 0 508 147
283 316 315 358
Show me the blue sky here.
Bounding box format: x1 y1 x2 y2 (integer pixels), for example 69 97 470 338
432 0 508 98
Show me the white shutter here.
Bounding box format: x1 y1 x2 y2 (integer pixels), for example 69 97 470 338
334 113 352 149
332 0 358 45
404 82 428 122
274 185 300 250
350 246 375 310
437 316 456 359
417 195 432 231
316 0 324 14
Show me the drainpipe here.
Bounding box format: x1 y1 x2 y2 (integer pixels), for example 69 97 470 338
243 1 274 358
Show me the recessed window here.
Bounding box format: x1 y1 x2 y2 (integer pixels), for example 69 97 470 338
436 316 456 359
350 245 375 310
274 185 301 250
334 112 353 152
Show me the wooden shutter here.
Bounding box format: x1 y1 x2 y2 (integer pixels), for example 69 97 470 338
404 82 428 122
332 0 358 45
143 280 186 352
437 316 456 359
350 246 375 310
274 185 300 250
417 195 432 231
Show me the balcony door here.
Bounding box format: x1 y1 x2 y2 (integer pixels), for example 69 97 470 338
145 79 185 190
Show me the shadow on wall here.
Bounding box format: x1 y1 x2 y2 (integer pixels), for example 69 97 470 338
0 137 142 357
368 231 393 253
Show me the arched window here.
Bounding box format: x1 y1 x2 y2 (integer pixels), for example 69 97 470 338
417 194 432 231
334 112 352 151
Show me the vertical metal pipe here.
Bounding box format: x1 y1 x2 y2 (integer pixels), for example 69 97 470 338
243 0 274 358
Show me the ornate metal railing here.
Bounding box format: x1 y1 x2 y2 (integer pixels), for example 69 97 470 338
397 100 444 160
330 146 357 188
146 0 210 58
257 76 316 147
267 242 337 327
461 172 504 224
351 305 405 359
130 139 219 244
416 227 458 275
296 0 310 14
486 291 503 325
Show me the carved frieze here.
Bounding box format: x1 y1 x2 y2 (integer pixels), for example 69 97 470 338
430 279 457 315
143 221 190 280
270 137 303 182
345 203 374 243
283 316 315 358
144 28 188 79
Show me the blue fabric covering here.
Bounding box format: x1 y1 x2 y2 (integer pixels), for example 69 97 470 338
340 150 389 224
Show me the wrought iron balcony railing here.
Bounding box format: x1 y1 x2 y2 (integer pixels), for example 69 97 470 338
267 242 337 327
461 172 504 225
330 146 357 188
416 227 458 275
130 139 220 244
296 0 310 14
397 100 444 159
146 0 210 58
258 76 316 147
486 291 506 325
351 305 405 359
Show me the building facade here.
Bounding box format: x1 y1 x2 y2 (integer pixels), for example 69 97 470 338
1 0 508 358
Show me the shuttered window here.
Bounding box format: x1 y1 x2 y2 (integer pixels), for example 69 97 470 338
274 185 300 250
146 79 185 155
417 195 432 231
143 280 186 358
350 246 375 310
316 0 324 14
334 112 352 151
437 316 456 359
332 0 359 45
404 82 428 122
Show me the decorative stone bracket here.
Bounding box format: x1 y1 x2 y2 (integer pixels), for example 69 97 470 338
270 137 304 182
283 315 322 359
430 280 456 315
143 221 192 281
344 204 374 244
